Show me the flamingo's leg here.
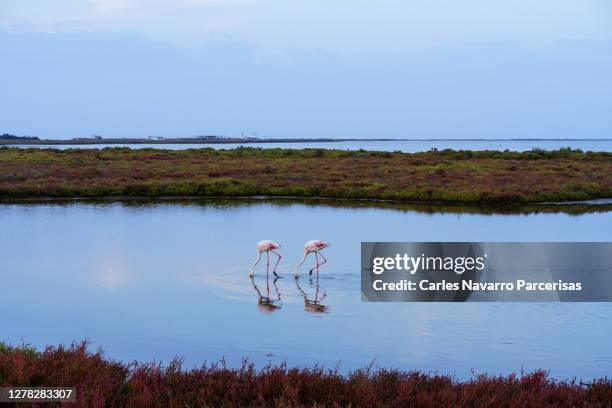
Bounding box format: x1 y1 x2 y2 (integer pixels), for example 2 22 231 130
318 252 328 268
309 251 328 275
271 249 282 278
310 251 319 276
265 263 271 297
266 251 270 277
309 252 316 275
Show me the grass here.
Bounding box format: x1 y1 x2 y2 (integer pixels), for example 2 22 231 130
0 341 610 407
1 147 611 203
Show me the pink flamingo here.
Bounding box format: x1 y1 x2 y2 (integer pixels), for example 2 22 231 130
250 240 282 278
294 240 331 278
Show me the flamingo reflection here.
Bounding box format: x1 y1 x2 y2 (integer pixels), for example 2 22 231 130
250 275 282 313
295 274 329 314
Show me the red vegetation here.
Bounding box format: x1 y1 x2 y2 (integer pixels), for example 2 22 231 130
1 342 610 407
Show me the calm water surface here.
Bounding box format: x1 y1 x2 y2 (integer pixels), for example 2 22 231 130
10 139 612 152
1 199 611 379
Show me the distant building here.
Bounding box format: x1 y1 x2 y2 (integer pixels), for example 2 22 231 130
147 136 165 141
194 135 222 141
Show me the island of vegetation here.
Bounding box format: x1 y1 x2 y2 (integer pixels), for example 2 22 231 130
1 147 610 204
1 341 610 407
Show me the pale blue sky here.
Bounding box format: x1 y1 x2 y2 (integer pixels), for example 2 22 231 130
1 1 612 139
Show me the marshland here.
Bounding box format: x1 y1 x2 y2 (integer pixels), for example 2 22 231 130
1 147 611 203
2 144 611 407
4 0 612 404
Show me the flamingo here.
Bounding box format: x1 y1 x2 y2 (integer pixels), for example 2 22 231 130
294 240 331 278
250 240 282 278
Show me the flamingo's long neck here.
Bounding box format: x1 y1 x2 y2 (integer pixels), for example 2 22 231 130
295 251 309 273
250 251 262 275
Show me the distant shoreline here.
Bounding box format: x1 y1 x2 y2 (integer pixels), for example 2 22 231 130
2 137 612 146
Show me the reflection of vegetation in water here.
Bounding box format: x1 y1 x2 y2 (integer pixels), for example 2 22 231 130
2 196 611 216
1 341 610 407
1 147 611 203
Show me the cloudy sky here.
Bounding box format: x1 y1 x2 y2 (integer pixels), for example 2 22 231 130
2 0 611 139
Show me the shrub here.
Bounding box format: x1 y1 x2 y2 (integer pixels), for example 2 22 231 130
0 342 610 408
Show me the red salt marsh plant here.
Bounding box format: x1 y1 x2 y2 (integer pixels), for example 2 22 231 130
0 341 610 407
1 147 611 203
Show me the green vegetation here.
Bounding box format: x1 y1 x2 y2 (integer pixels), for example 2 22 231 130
1 147 611 203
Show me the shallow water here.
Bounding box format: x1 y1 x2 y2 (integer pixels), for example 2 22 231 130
9 139 612 152
1 199 611 379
